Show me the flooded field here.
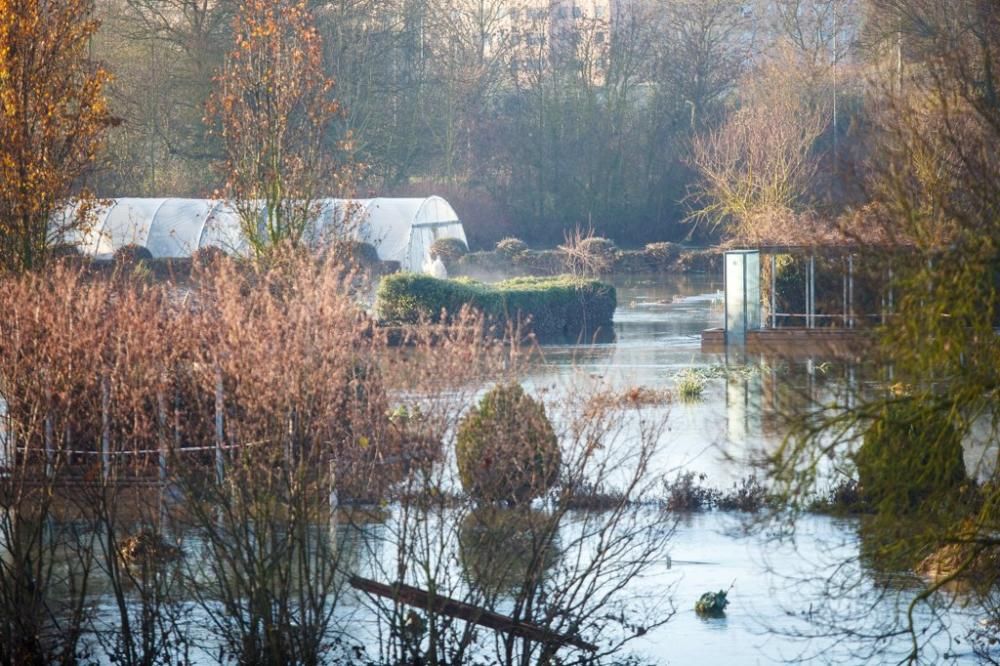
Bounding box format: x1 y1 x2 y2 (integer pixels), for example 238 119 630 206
521 273 984 664
8 272 994 665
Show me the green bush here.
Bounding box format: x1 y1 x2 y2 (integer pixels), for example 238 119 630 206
496 237 528 258
375 273 616 342
455 383 560 504
430 237 468 263
854 400 967 516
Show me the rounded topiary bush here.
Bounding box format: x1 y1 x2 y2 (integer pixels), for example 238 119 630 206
455 383 560 504
855 401 967 516
495 237 528 259
431 237 468 263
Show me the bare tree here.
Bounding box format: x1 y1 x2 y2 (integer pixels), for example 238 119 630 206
689 44 830 241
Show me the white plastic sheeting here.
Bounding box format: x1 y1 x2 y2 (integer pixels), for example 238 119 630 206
57 196 467 273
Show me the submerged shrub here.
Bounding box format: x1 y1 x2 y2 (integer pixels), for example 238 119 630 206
496 236 528 258
855 400 967 516
810 478 866 514
577 236 616 260
694 590 729 617
430 237 468 263
675 369 707 402
717 475 769 512
643 242 677 262
663 471 719 511
455 383 560 504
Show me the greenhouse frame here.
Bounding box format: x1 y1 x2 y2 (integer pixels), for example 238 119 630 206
54 196 468 273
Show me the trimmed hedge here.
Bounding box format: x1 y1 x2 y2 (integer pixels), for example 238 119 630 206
375 273 616 342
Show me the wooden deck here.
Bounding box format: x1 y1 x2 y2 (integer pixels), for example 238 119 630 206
701 327 873 359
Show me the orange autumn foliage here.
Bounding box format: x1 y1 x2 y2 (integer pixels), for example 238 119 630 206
209 0 357 257
0 0 117 273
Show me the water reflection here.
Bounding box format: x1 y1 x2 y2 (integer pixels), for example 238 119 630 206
5 272 992 665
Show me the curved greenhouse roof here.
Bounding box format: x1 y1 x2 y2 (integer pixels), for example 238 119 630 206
56 196 467 273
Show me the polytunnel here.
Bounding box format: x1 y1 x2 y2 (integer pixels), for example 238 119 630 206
55 196 468 274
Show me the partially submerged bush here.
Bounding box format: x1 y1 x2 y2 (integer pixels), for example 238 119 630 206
717 475 769 512
810 478 866 514
663 471 719 512
854 400 967 516
643 242 677 261
577 236 616 261
375 273 616 342
675 368 707 402
694 590 729 617
495 237 528 258
455 383 560 504
118 530 183 566
559 230 615 275
430 237 468 264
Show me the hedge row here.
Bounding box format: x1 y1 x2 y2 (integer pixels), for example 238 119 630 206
375 274 616 342
450 246 720 279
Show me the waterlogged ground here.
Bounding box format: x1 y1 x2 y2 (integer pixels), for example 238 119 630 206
19 273 995 664
520 274 984 664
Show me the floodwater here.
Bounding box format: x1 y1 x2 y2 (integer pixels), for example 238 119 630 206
10 273 995 664
520 274 984 664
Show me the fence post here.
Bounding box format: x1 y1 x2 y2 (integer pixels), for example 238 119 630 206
328 459 338 536
156 384 169 485
215 366 225 485
101 374 111 483
44 380 54 480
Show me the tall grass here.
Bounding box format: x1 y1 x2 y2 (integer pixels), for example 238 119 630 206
0 251 675 665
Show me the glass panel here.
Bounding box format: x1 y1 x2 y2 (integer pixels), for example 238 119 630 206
725 252 746 340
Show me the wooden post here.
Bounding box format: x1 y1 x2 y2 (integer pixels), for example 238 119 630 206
214 366 225 484
101 374 111 482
